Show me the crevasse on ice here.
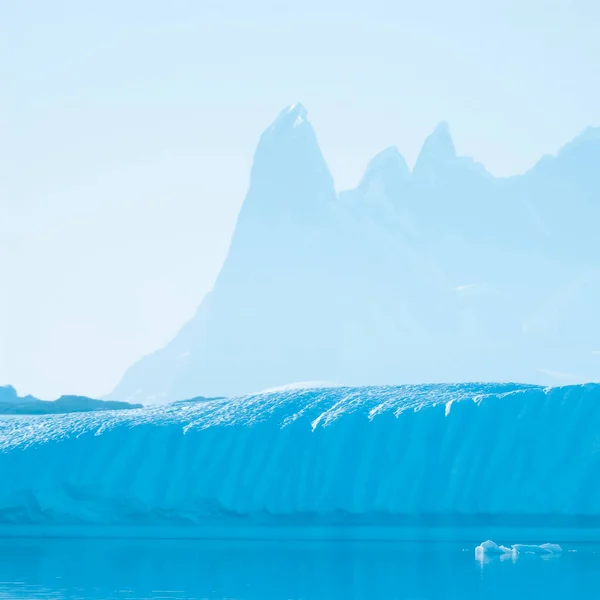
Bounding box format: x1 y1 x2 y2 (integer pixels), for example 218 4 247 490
1 383 599 529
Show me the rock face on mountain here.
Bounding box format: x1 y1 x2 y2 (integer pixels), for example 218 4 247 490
108 104 600 404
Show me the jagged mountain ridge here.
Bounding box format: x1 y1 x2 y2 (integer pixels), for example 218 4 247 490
108 104 600 404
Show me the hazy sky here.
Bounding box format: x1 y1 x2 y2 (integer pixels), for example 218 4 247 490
1 0 599 399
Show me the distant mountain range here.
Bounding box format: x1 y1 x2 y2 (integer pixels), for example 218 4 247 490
108 104 600 404
0 385 141 414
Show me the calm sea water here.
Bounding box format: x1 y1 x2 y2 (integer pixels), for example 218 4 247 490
0 537 597 599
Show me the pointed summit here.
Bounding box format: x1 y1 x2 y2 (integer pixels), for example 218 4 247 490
413 121 457 178
365 146 410 177
251 102 330 183
269 103 309 132
235 103 335 226
358 146 410 198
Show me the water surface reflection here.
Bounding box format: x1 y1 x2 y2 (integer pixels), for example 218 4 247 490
0 537 596 599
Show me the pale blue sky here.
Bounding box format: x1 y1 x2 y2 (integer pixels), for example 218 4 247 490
1 0 599 398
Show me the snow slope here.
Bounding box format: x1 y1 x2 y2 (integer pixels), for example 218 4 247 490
2 383 600 534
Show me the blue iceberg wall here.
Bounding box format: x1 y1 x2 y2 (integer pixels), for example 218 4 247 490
1 383 599 535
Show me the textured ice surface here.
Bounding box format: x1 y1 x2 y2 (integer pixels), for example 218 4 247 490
1 383 600 531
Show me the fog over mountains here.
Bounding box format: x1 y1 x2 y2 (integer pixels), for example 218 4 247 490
108 104 600 404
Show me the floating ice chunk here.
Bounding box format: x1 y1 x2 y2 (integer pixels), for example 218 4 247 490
476 540 562 560
512 543 563 555
475 540 513 559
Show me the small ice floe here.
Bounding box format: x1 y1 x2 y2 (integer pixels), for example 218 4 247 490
475 540 562 561
512 543 563 555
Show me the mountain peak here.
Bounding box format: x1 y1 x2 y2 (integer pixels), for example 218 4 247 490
234 103 334 227
366 146 407 170
432 120 451 136
359 146 410 192
413 121 456 177
269 102 309 132
0 385 18 402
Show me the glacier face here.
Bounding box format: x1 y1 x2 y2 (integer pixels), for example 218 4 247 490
2 383 600 531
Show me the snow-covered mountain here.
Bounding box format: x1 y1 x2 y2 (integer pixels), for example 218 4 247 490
108 104 600 404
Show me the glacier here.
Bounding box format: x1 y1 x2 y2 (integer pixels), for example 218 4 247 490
2 382 600 537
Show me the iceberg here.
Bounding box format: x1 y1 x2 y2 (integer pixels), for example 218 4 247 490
512 543 563 555
475 540 514 556
475 540 563 560
1 382 600 536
